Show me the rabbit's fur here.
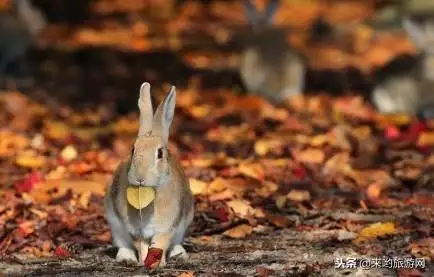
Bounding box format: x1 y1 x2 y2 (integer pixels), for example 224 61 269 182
104 83 194 267
0 0 46 74
239 0 305 103
372 17 434 114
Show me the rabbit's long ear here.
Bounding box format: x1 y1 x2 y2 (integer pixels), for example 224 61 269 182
138 82 153 136
152 85 176 144
244 0 259 24
264 0 280 24
403 17 427 50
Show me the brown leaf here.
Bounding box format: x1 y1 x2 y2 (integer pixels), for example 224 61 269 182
177 272 195 277
226 199 254 218
267 215 293 228
256 266 274 277
296 148 325 164
287 189 311 202
408 238 434 260
223 224 253 239
238 163 265 181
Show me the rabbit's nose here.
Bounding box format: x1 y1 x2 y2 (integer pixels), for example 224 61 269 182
136 177 145 184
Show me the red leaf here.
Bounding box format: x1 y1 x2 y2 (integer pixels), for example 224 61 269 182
292 166 307 180
14 172 42 193
54 246 71 257
384 125 400 140
408 121 427 139
144 247 163 269
215 206 229 222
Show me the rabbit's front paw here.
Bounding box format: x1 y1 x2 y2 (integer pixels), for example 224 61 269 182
116 247 138 264
169 244 188 260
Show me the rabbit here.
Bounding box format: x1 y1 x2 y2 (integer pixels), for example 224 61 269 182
372 17 434 115
104 82 194 267
239 0 306 103
0 0 47 75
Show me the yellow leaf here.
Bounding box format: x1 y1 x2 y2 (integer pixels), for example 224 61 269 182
275 195 287 209
287 189 311 202
16 154 46 168
223 224 253 239
418 132 434 147
60 145 78 162
207 178 227 194
43 121 71 141
226 199 254 218
297 148 325 164
238 163 265 180
189 178 207 195
126 186 155 210
354 222 396 244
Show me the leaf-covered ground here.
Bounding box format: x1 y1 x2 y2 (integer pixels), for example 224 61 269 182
0 0 433 276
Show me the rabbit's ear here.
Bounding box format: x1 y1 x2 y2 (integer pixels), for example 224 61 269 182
403 18 427 49
138 82 154 136
244 0 260 25
153 85 176 144
264 0 280 24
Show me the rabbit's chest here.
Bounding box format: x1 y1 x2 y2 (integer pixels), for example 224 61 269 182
125 204 156 239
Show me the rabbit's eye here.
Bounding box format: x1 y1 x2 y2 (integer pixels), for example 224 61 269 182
157 147 163 159
131 147 135 155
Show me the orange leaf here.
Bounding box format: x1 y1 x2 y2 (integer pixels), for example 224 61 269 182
223 224 253 239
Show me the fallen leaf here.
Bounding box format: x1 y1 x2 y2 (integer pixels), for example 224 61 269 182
275 195 287 209
60 145 78 162
408 238 434 260
54 246 71 258
189 178 207 195
226 199 254 218
267 215 293 228
417 132 434 147
223 224 253 239
256 266 274 277
238 163 265 180
207 178 227 194
287 189 311 202
177 272 195 277
14 172 42 193
144 247 163 269
354 222 396 244
16 153 46 168
296 148 325 164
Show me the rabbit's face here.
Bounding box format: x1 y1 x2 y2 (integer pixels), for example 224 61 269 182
128 136 170 187
127 82 177 187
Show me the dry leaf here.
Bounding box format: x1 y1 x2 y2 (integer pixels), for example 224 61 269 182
226 199 254 218
60 145 78 162
16 153 46 168
296 148 325 164
238 163 265 180
287 190 311 202
354 222 396 244
223 224 253 239
189 178 207 195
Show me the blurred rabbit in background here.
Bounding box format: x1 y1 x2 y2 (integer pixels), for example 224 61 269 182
239 0 306 104
0 0 47 76
372 16 434 115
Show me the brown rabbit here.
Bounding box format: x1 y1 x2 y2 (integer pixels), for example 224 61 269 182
104 82 194 267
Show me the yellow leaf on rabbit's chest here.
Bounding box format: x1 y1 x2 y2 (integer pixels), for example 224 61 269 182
126 186 155 209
